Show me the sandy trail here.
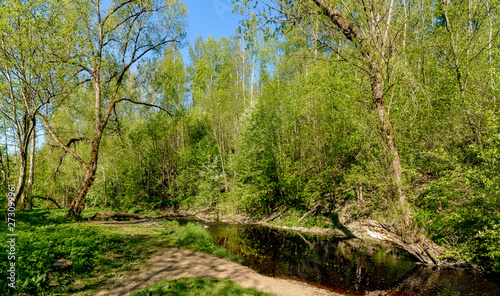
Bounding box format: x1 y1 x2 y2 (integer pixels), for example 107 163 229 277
95 246 341 296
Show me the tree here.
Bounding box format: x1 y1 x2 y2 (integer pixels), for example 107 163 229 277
238 0 413 224
0 0 69 210
188 36 249 194
38 0 187 218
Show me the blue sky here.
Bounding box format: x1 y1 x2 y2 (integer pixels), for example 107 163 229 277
2 0 245 154
181 0 243 63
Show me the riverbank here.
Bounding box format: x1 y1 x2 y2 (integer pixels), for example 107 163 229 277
178 209 471 269
84 215 342 296
93 245 341 296
85 207 479 269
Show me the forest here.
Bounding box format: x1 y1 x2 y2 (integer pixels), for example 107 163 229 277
0 0 499 295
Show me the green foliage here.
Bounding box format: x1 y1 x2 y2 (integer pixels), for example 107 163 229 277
415 162 500 270
131 277 274 296
170 223 234 260
0 210 131 295
234 102 281 215
17 0 500 272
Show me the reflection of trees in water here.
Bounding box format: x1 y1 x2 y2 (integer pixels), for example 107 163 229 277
389 266 500 296
210 224 500 295
211 225 415 294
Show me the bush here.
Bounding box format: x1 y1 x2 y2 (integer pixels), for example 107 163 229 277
416 165 500 271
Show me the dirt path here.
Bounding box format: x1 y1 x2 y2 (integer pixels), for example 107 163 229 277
87 219 341 296
85 219 343 296
94 246 341 296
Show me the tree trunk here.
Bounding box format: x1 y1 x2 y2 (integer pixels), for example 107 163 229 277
0 148 9 198
66 167 97 218
13 150 27 207
66 142 99 218
26 126 36 210
311 0 412 229
370 60 410 227
20 124 36 210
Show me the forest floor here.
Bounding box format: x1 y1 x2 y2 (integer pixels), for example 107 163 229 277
81 220 341 296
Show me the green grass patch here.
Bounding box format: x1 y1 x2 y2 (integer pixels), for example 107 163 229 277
0 209 160 295
162 221 236 261
130 277 274 296
0 209 241 295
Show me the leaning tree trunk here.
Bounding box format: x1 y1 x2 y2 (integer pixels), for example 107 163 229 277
66 142 99 218
369 60 411 228
66 168 96 218
311 0 415 239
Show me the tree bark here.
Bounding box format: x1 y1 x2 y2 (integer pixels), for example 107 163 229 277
66 142 99 218
13 150 27 207
26 126 36 209
20 124 36 210
0 147 9 198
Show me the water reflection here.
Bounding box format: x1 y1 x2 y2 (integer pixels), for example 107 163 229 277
177 219 500 296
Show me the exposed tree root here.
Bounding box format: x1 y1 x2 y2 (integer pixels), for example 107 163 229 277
349 220 449 265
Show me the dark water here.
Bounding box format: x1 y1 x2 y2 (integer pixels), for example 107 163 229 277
177 218 500 296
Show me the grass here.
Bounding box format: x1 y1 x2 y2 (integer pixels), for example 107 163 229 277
0 208 242 295
167 222 237 260
130 277 274 296
0 209 164 295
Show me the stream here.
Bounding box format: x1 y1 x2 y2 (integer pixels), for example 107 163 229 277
176 218 500 296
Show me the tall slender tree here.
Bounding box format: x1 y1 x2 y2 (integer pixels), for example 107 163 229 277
238 0 411 224
37 0 187 218
0 0 69 210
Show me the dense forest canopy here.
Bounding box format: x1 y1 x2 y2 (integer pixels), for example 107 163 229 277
1 0 499 271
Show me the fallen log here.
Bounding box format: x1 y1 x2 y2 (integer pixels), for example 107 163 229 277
89 211 192 221
297 201 322 223
260 205 287 223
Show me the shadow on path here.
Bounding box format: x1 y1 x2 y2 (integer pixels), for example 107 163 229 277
95 247 341 296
